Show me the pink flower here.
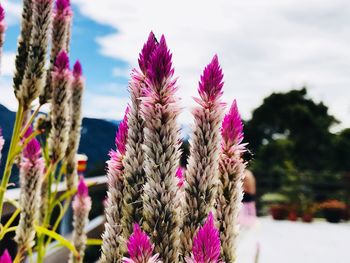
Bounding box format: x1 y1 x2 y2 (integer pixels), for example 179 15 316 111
115 107 129 155
196 55 224 105
23 127 41 162
0 3 5 32
55 0 72 20
221 100 245 154
122 224 160 263
54 50 70 72
73 60 83 78
0 250 12 263
146 35 174 88
138 32 158 74
176 167 184 188
0 128 5 159
186 212 221 263
77 176 88 198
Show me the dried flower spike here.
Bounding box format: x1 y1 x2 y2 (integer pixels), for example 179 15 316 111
217 100 246 262
185 212 221 263
122 224 161 263
40 0 72 104
141 35 182 263
182 55 225 255
0 3 5 70
15 129 44 253
100 107 129 263
121 32 158 240
70 176 92 263
65 60 85 192
48 50 72 163
19 0 53 108
0 250 12 263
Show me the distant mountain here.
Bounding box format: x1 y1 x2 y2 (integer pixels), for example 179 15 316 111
0 104 118 183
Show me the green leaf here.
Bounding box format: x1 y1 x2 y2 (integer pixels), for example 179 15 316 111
35 226 78 257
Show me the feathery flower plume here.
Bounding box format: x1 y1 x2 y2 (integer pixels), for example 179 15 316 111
69 176 91 263
19 0 53 108
217 100 246 262
40 0 72 104
65 60 84 191
141 35 182 263
0 250 12 263
15 128 44 252
176 167 185 189
13 0 34 101
182 55 225 255
0 128 4 163
0 4 5 71
48 50 71 162
185 212 221 263
121 32 158 240
122 224 161 263
100 107 129 263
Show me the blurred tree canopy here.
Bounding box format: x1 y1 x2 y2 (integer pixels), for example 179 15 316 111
244 88 350 203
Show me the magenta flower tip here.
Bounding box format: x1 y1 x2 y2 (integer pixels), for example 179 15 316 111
73 60 83 78
192 212 221 263
176 167 184 188
127 223 153 260
115 106 129 155
56 0 70 11
23 127 41 161
0 4 5 22
77 176 88 198
55 50 70 71
138 31 158 74
147 34 174 87
221 99 244 145
198 54 224 103
0 249 12 263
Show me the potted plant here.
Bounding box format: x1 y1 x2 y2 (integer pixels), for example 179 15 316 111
261 193 289 220
270 204 289 220
319 200 346 223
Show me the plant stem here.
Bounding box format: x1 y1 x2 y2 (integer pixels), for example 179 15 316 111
0 104 24 219
19 104 42 140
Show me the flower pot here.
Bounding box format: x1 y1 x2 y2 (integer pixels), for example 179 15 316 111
270 205 289 220
288 211 298 221
302 213 313 223
323 209 343 223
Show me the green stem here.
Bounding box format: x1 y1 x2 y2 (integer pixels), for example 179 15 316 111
19 105 41 140
0 104 24 219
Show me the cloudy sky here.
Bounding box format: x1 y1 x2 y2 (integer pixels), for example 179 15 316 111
1 0 349 129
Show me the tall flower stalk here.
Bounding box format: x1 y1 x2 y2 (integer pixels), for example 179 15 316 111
141 35 182 263
69 177 91 263
100 108 129 263
40 0 72 104
14 129 44 255
121 32 158 240
19 0 53 109
122 224 161 263
65 61 84 191
13 0 34 101
182 55 225 255
217 100 246 262
185 212 221 263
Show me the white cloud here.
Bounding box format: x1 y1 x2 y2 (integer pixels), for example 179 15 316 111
1 51 15 77
71 0 350 128
2 0 22 26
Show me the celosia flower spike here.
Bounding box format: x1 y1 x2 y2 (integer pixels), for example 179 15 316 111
100 107 129 262
182 55 225 256
221 100 244 147
0 250 12 263
73 60 83 78
115 107 129 155
217 99 246 262
0 4 4 22
186 212 221 263
70 176 91 263
55 50 70 71
15 130 44 252
0 3 5 41
146 35 174 88
138 31 158 74
197 55 224 104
